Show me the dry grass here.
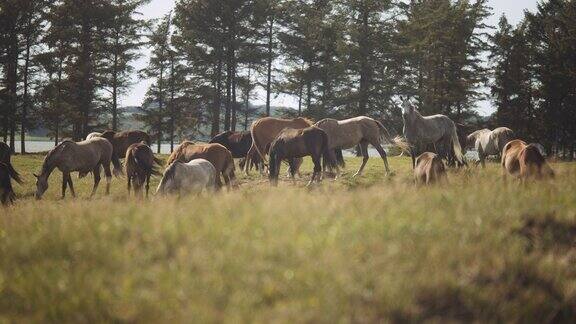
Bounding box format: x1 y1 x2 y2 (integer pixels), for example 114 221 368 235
1 154 576 322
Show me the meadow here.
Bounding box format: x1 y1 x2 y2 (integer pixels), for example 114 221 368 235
1 154 576 322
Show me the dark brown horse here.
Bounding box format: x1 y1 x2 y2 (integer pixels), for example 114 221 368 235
167 142 237 189
0 142 22 205
209 130 263 171
269 126 337 186
101 130 151 173
502 140 554 180
125 142 162 198
245 117 313 174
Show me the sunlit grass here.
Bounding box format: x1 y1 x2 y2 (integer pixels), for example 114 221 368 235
1 154 576 322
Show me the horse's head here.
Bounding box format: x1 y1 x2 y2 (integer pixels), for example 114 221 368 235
400 97 415 119
34 173 49 200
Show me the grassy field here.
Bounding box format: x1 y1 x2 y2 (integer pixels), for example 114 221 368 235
1 154 576 322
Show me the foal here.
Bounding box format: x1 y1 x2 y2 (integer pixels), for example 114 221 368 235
502 140 554 180
414 152 447 185
125 142 162 198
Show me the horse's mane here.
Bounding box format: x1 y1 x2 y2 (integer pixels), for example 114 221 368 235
166 141 195 165
295 117 314 125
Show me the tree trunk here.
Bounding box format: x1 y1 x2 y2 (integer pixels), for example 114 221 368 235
157 65 164 154
7 21 18 153
231 50 237 132
21 30 32 154
112 49 119 131
358 10 369 117
265 17 274 117
212 55 223 137
169 56 176 153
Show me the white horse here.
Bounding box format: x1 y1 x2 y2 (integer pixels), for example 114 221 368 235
400 98 466 168
86 132 102 140
466 127 514 167
156 158 217 195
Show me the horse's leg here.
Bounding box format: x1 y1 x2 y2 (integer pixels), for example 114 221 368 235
313 154 323 184
102 162 112 195
90 166 101 198
478 147 486 168
61 172 69 199
127 174 132 196
371 141 391 175
353 141 369 177
67 174 76 198
145 174 150 198
288 159 297 184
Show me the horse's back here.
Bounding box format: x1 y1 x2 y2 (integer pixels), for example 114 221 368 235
183 159 217 190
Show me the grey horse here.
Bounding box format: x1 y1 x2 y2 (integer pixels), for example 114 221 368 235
156 159 217 195
400 98 466 168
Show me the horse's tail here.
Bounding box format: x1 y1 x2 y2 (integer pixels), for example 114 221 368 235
451 125 466 167
268 144 281 183
375 120 393 144
392 136 412 155
334 149 345 168
322 134 338 171
224 154 238 188
5 161 22 184
250 126 268 166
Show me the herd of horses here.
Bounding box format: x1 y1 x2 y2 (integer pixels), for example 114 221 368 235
0 99 556 205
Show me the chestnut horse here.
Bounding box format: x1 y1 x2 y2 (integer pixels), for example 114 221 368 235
245 117 313 173
502 140 554 180
268 126 337 186
167 142 237 189
414 152 447 185
125 142 162 198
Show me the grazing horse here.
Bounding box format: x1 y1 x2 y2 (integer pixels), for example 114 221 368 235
156 159 217 195
0 142 23 205
268 126 337 186
34 138 122 199
502 140 554 180
400 98 466 168
167 142 237 189
245 117 313 173
315 116 394 177
209 130 263 171
101 130 151 172
85 132 102 140
125 142 162 198
414 152 447 185
467 127 514 167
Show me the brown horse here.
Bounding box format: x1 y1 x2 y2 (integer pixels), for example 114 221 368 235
125 142 162 198
167 142 237 189
0 162 16 205
414 152 447 185
245 117 313 173
0 141 22 185
502 140 554 180
209 130 263 171
101 130 151 173
268 126 337 186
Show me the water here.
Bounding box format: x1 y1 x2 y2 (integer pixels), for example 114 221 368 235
14 141 176 155
15 141 480 160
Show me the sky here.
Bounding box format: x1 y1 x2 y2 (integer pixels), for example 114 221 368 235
124 0 541 116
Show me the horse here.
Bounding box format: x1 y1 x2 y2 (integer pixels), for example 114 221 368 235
414 152 447 185
34 138 122 199
86 132 102 140
156 159 217 195
245 117 313 174
502 140 554 180
100 130 151 172
0 142 22 205
125 142 162 198
209 130 263 171
268 126 337 186
399 98 466 168
467 127 514 167
315 116 394 177
166 142 237 189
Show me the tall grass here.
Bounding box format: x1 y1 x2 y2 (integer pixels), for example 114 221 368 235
1 155 576 322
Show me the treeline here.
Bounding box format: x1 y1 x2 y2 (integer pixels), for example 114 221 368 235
0 0 574 158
